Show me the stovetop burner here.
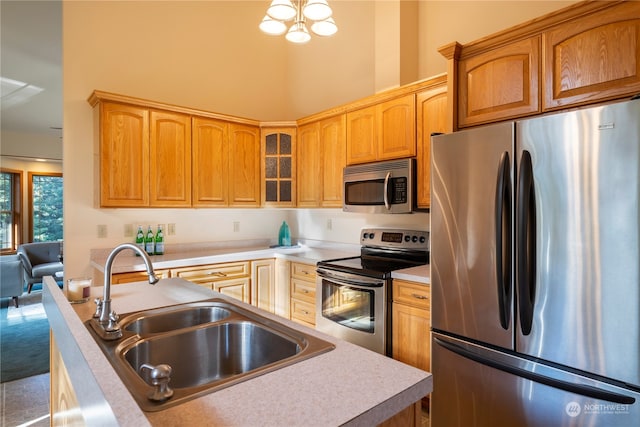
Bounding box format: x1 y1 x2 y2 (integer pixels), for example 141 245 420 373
317 228 429 279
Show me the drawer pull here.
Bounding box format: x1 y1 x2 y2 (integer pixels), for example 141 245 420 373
411 293 428 300
207 271 227 277
302 289 309 293
301 310 309 315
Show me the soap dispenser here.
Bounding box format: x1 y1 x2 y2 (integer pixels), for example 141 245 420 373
278 221 291 247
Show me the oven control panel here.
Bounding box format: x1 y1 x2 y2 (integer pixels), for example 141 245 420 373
360 228 429 251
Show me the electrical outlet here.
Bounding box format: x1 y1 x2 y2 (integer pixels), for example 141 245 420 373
167 223 176 235
97 224 107 238
123 224 133 237
327 219 333 230
233 221 240 232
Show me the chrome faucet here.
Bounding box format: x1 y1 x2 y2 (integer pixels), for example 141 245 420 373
90 243 159 340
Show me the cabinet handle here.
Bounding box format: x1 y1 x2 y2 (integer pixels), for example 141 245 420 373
411 293 428 300
207 271 226 277
302 289 309 293
301 310 309 315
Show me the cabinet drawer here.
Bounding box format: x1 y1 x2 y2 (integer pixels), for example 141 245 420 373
291 278 315 303
111 269 170 284
173 261 250 282
392 280 430 309
291 299 316 326
291 262 317 280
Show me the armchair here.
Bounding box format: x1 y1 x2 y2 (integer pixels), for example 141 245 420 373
1 255 25 307
17 241 64 293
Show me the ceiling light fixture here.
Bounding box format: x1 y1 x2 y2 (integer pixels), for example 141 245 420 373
259 0 337 44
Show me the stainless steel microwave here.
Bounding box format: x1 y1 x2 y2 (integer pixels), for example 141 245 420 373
343 158 415 214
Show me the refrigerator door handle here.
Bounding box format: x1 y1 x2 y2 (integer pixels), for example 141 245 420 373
434 336 636 405
517 150 536 335
495 151 512 330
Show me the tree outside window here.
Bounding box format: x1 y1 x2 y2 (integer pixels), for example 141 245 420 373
29 172 63 242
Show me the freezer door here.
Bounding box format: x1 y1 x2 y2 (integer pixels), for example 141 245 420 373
431 122 515 350
516 100 640 388
432 333 639 427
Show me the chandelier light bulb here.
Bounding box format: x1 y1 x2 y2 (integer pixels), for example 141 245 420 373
259 15 287 35
267 0 297 21
286 21 311 44
311 17 337 37
303 0 332 21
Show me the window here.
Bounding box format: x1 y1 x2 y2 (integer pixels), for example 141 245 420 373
0 169 22 253
28 172 63 242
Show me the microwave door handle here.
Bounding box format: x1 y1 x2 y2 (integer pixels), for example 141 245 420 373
383 172 391 210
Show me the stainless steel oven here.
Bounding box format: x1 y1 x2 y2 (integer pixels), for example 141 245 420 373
316 228 429 355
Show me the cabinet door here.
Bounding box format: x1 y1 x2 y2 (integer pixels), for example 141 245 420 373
346 105 377 165
251 259 275 313
149 110 192 207
392 280 431 372
416 85 448 209
543 2 640 110
229 123 261 207
99 102 149 207
214 277 250 303
262 128 296 207
192 117 228 206
319 114 346 207
297 122 321 207
376 94 416 160
458 36 540 127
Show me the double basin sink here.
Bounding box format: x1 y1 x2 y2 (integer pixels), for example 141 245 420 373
85 298 335 411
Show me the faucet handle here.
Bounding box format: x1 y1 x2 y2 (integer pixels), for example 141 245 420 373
105 310 120 332
93 298 103 318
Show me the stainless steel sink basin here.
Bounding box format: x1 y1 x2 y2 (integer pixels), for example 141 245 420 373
86 298 335 411
122 305 231 335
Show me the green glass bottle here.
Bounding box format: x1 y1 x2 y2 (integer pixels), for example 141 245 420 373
135 225 145 256
154 225 164 255
144 225 155 255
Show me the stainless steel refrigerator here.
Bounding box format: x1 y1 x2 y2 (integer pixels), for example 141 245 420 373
430 99 640 426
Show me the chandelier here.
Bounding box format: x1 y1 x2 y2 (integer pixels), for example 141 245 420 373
259 0 338 44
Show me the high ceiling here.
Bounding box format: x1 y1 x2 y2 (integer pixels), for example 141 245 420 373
0 1 62 148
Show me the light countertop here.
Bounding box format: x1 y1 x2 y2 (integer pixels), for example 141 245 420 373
43 277 432 426
90 240 430 284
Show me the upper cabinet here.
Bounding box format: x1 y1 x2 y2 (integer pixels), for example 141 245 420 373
346 94 416 165
149 110 192 207
297 114 346 208
261 127 296 208
442 1 640 129
89 91 261 208
97 102 150 207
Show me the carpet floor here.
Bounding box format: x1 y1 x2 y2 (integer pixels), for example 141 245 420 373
0 292 50 383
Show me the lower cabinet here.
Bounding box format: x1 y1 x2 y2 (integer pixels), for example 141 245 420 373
290 262 316 327
391 280 431 373
171 261 251 304
110 269 171 284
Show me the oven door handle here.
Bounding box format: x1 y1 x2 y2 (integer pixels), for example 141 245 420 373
316 269 385 288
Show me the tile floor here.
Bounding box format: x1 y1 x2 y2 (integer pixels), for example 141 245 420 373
0 373 50 427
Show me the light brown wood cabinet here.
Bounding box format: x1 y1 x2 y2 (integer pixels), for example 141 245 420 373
192 117 229 206
457 36 540 127
346 94 416 165
290 262 316 327
416 83 448 209
444 1 640 129
542 1 640 110
228 123 261 207
96 102 150 207
391 279 430 373
172 261 251 303
111 269 171 284
297 114 346 208
149 110 192 207
261 127 296 207
251 259 275 313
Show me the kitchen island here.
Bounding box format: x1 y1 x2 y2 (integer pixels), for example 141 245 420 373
43 275 432 426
